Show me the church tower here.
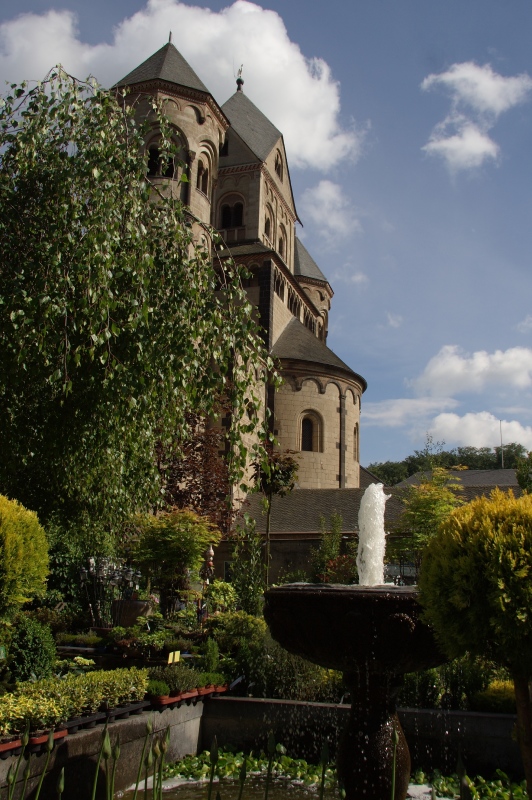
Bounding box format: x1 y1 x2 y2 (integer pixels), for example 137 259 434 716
114 44 367 490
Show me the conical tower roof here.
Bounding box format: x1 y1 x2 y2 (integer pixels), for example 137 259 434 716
221 90 282 162
113 42 209 93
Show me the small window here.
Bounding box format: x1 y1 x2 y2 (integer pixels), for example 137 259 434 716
221 204 232 228
302 418 313 451
278 236 284 258
233 202 243 227
275 151 283 181
265 216 271 240
220 138 229 157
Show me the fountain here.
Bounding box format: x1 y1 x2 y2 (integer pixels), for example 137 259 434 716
263 484 445 800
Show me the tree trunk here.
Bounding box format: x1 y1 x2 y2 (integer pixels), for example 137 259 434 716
512 670 532 793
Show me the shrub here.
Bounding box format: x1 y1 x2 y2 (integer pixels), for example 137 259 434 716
196 672 226 688
204 580 237 613
10 617 56 682
147 679 170 697
471 680 516 714
56 633 106 648
131 508 221 615
148 664 199 695
202 638 220 673
0 495 49 617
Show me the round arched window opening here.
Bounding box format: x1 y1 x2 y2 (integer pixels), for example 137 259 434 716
302 418 313 451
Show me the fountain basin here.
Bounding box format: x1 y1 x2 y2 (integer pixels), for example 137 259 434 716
264 583 446 800
264 583 444 675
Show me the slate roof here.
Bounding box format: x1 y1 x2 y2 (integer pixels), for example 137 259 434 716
359 466 383 489
272 318 366 388
113 43 209 93
396 469 518 488
294 238 328 283
221 91 282 161
241 488 403 534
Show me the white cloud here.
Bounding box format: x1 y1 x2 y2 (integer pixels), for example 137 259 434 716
386 312 403 329
350 272 369 285
363 397 458 428
517 315 532 333
0 0 362 170
411 344 532 396
421 61 532 118
300 180 362 240
430 411 532 450
421 62 532 173
422 118 499 172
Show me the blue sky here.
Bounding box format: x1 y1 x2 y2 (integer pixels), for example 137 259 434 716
2 0 532 466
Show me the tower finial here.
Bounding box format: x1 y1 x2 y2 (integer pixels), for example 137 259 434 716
169 31 172 43
236 64 244 92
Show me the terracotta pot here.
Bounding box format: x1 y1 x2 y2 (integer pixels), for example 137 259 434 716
178 689 199 701
0 738 21 754
28 729 68 746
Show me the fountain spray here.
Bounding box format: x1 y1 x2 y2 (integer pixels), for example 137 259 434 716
357 483 390 586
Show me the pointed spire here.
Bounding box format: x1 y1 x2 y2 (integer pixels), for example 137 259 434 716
236 64 244 92
169 31 172 43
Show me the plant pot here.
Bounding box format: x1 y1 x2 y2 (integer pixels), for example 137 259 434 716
198 685 215 696
178 689 199 703
0 738 22 759
27 728 68 754
214 685 228 694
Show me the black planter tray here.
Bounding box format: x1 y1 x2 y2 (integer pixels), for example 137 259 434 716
105 700 151 722
63 712 107 734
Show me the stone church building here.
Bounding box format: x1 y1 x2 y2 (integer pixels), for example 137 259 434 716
115 41 367 495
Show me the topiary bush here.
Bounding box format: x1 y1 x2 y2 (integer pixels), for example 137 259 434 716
10 616 56 682
0 495 49 618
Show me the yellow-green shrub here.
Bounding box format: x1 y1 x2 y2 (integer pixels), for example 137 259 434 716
471 680 516 714
0 496 49 617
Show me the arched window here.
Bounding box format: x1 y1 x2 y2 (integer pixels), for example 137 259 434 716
302 418 314 451
196 159 209 195
300 411 322 452
275 151 283 181
147 146 174 178
265 216 271 240
219 196 244 229
354 423 359 461
278 236 284 258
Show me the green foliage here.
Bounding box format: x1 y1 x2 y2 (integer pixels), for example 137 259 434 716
204 581 237 614
147 664 200 695
202 638 220 673
0 70 274 536
401 654 502 710
147 679 170 698
309 513 357 584
164 746 337 790
10 617 56 682
230 514 265 615
368 440 528 485
516 451 532 494
419 489 532 671
131 509 221 612
0 495 49 618
205 611 342 701
470 680 516 714
392 467 463 575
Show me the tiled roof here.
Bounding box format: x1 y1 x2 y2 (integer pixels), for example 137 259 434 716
241 488 403 534
221 91 282 161
294 238 328 283
113 43 209 93
272 318 365 386
396 469 518 488
359 466 383 489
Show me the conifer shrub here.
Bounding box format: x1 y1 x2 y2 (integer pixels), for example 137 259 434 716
10 617 56 682
0 495 49 618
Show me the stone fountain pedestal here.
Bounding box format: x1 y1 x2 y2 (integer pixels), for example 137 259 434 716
264 583 445 800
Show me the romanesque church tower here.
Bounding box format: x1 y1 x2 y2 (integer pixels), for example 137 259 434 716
114 42 366 490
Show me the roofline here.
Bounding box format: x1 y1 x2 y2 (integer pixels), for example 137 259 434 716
278 356 368 393
114 80 230 131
